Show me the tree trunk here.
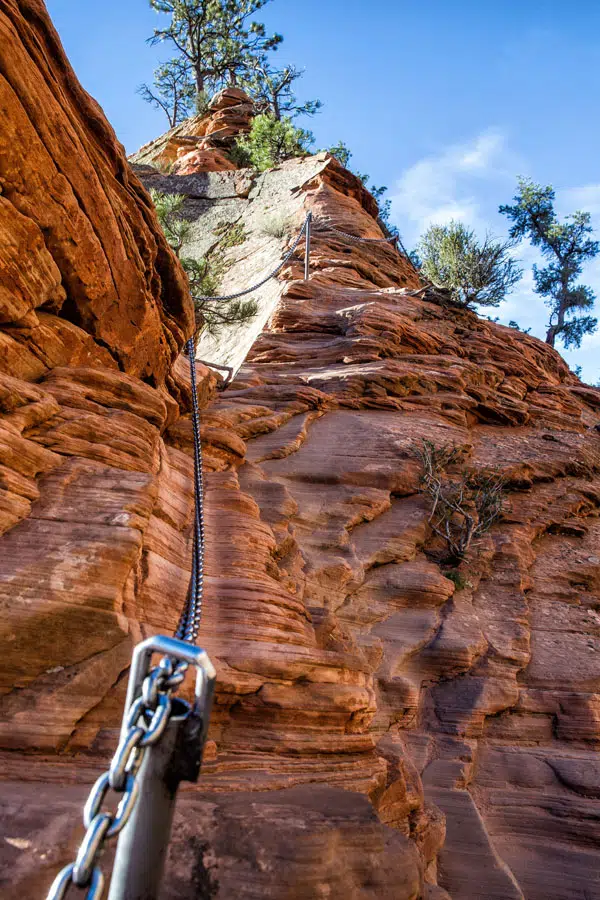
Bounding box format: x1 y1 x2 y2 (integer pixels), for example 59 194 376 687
194 62 204 97
546 297 566 347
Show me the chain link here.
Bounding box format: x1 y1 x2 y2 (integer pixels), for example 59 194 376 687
315 222 398 244
192 212 411 313
46 666 177 900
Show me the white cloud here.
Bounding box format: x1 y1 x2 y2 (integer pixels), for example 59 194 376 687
389 137 600 384
562 184 600 217
390 129 515 244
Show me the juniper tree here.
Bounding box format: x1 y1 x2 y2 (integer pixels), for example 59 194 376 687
146 0 282 99
417 220 522 308
499 178 599 348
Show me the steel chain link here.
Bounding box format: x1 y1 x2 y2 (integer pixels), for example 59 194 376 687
192 213 411 307
315 222 398 244
46 663 178 899
192 214 310 304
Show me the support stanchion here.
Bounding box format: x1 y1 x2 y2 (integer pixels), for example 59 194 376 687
304 212 312 281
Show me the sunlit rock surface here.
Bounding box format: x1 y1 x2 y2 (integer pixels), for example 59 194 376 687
1 2 600 899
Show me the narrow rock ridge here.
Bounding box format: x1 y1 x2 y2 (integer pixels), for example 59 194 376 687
135 139 600 896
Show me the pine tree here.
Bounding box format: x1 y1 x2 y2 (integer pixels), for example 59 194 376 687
138 58 196 127
233 114 314 171
146 0 282 98
241 57 321 120
499 178 598 348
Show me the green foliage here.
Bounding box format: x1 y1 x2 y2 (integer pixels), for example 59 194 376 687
150 189 191 254
241 57 321 121
326 141 352 168
213 221 248 248
261 214 293 238
138 57 196 127
227 141 254 168
150 189 257 335
508 320 531 334
408 249 422 269
142 0 324 133
444 569 471 591
417 220 522 308
181 254 223 298
233 113 314 171
499 177 599 349
413 439 505 564
147 0 282 98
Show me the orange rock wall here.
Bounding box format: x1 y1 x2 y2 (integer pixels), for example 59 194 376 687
0 0 198 751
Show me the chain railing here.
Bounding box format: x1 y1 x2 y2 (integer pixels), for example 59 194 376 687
46 342 215 900
44 205 412 899
192 211 413 307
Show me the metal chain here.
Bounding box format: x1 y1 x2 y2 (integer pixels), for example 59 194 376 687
175 337 206 644
192 212 410 311
46 657 182 900
315 223 398 244
45 199 413 899
192 214 310 304
46 342 206 900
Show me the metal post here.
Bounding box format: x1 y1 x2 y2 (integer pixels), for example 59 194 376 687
304 212 312 280
107 701 191 900
107 636 216 900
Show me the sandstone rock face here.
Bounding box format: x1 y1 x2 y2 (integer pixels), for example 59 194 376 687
134 151 402 378
130 87 255 174
1 3 600 899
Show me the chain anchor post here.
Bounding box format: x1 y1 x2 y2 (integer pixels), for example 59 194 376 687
107 636 215 900
304 212 312 281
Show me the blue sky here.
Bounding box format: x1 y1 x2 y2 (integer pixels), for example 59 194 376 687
46 0 600 383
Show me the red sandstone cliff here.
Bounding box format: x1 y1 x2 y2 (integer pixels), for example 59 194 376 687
1 3 600 899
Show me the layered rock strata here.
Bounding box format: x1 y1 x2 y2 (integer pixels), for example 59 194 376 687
0 2 442 898
130 87 254 174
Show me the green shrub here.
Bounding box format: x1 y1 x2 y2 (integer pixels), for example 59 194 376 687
150 189 257 336
417 221 522 308
233 114 314 172
213 221 248 249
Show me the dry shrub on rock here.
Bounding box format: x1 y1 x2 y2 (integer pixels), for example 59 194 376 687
413 439 505 564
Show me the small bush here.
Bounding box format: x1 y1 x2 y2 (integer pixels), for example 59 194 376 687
213 221 247 249
228 141 253 168
233 114 314 172
261 214 293 239
444 569 471 591
413 439 505 563
417 221 522 308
